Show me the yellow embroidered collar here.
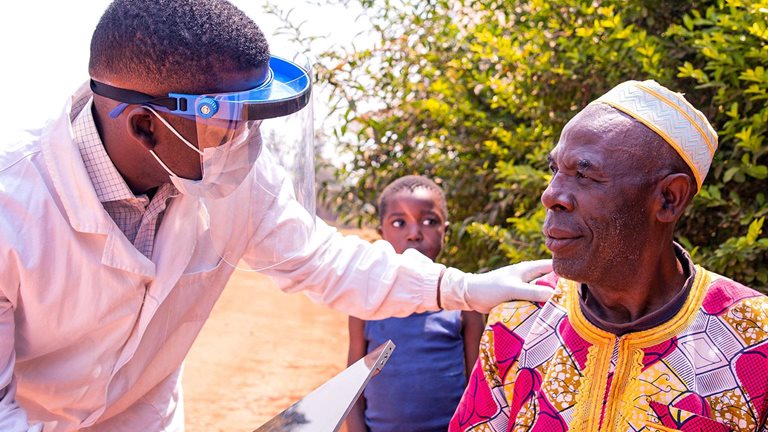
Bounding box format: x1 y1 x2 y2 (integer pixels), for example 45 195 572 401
560 266 709 347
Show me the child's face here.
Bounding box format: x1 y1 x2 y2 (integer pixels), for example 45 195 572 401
379 188 447 261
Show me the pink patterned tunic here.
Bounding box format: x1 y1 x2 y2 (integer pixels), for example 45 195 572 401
450 267 768 431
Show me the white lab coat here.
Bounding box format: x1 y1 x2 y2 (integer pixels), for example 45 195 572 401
0 84 442 431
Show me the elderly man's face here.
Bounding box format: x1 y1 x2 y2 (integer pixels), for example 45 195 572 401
541 105 657 284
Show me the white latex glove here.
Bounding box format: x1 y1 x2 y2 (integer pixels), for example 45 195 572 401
439 259 554 313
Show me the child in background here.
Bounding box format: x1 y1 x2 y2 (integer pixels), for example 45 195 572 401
345 175 485 432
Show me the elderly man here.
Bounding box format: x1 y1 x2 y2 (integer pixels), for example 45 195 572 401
0 1 555 431
450 80 768 431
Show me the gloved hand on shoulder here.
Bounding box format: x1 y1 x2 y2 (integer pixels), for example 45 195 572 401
438 260 554 313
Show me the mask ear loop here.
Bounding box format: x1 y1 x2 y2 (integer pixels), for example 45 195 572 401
148 148 179 178
143 106 202 156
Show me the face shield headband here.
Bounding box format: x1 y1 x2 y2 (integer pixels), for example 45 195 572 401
92 53 318 273
89 56 312 123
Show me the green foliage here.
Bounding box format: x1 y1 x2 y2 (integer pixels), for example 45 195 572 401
309 0 767 289
668 0 768 288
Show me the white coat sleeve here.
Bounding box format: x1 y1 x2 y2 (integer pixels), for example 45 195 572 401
264 219 442 320
235 160 442 320
0 295 42 431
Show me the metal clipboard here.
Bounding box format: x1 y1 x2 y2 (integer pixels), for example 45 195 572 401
253 339 396 432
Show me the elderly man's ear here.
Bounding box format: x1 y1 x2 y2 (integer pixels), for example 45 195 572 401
655 173 694 223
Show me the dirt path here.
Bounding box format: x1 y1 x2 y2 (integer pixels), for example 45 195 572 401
183 229 377 432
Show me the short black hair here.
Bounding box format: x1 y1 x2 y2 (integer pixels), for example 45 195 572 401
378 175 448 222
89 0 269 93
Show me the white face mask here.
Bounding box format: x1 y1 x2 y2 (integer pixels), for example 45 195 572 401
144 106 262 200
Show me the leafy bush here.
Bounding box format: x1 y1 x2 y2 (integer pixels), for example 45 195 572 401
668 1 768 287
307 0 767 289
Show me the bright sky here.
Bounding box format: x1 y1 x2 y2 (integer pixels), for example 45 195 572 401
0 1 369 133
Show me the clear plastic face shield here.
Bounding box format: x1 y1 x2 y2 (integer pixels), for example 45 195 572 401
91 53 316 271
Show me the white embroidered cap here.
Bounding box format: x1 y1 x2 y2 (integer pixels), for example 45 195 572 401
592 80 718 190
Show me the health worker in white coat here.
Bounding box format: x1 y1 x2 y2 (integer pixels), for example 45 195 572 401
0 0 553 431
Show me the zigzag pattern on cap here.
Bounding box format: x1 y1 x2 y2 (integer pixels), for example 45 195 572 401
592 80 718 190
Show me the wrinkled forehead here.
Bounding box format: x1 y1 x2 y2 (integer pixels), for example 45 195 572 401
552 105 648 166
562 104 634 139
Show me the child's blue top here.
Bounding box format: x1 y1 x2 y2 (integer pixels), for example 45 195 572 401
363 310 466 432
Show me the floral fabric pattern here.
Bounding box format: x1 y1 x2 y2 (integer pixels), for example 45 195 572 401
450 269 768 432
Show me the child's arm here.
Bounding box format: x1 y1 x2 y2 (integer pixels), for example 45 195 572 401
460 311 485 379
345 316 368 432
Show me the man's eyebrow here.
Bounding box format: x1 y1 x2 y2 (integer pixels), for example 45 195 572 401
547 154 555 164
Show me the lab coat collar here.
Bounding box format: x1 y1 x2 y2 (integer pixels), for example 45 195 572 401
41 82 158 277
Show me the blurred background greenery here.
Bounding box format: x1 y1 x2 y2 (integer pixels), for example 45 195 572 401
270 0 767 290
